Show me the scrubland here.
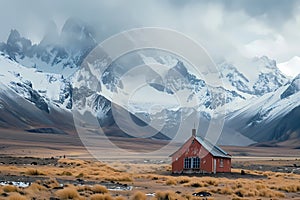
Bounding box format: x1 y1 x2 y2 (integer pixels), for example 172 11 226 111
0 158 299 200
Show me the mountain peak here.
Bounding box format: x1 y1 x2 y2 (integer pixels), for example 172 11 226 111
252 56 277 70
39 21 59 46
7 29 21 43
278 56 300 78
61 18 84 35
281 73 300 99
61 18 95 42
1 29 32 60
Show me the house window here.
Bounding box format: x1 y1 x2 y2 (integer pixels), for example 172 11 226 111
184 158 191 169
193 157 200 168
220 159 224 168
184 157 200 169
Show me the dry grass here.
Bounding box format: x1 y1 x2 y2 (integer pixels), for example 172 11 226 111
3 185 18 193
177 177 190 184
26 183 47 192
25 168 45 176
258 188 285 198
155 190 182 200
60 171 73 176
165 178 177 185
43 178 60 189
90 194 113 200
8 193 27 200
55 188 80 200
115 196 126 200
1 157 300 199
91 185 108 194
131 191 147 200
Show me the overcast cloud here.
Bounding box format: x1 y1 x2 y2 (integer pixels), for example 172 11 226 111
0 0 300 66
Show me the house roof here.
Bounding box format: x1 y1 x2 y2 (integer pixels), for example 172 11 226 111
194 136 231 158
170 136 231 159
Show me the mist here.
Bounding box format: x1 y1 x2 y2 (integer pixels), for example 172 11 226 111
0 0 300 64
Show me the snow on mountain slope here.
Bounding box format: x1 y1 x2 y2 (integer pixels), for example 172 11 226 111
0 52 72 111
226 74 300 143
219 56 289 97
0 18 97 77
278 56 300 78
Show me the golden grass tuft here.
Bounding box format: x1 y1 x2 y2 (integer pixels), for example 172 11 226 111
155 190 181 200
60 171 73 176
177 177 190 184
186 181 207 188
234 188 256 197
165 178 177 185
131 191 147 200
8 193 27 200
27 183 47 192
55 188 80 200
44 178 60 189
102 175 133 182
219 186 233 195
90 193 113 200
115 196 126 200
25 168 45 176
278 184 300 193
91 185 108 194
3 185 18 193
258 188 285 198
201 177 219 186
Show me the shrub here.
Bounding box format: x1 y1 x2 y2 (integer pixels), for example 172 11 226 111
218 187 233 195
177 177 190 184
155 191 180 200
61 171 73 176
131 191 146 200
255 183 266 190
202 177 218 186
166 178 177 185
91 185 108 194
90 194 113 200
115 196 126 200
188 182 205 187
25 169 44 176
55 188 80 199
8 194 27 200
103 175 133 182
44 178 60 189
234 188 256 197
278 184 300 193
76 173 84 178
27 183 47 192
3 185 18 193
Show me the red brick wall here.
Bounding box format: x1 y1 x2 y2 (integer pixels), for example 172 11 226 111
171 137 231 173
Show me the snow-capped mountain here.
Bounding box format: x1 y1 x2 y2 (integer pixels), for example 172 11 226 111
0 18 299 146
98 50 246 113
278 56 300 78
226 74 300 146
0 52 72 111
219 56 289 97
0 52 74 131
0 18 97 77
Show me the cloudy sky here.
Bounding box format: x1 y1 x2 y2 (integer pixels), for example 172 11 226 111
0 0 299 76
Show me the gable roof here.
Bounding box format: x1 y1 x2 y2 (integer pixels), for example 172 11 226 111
194 136 231 158
170 136 231 159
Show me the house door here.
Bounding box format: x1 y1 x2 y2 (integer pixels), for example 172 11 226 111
213 159 216 174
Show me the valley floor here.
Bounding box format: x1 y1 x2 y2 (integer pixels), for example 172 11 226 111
0 129 300 199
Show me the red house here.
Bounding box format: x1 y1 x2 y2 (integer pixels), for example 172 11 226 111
170 129 231 174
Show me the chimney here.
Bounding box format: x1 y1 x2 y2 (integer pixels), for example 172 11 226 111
192 128 196 137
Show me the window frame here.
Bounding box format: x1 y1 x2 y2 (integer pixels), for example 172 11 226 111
184 157 200 169
220 158 224 168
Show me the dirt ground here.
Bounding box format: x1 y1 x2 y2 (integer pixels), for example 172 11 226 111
0 129 300 199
